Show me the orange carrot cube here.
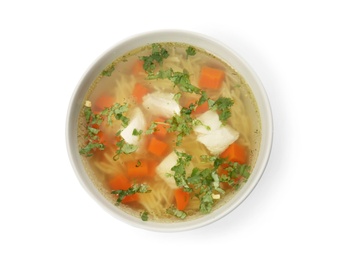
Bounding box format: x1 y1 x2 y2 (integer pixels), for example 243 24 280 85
198 66 225 89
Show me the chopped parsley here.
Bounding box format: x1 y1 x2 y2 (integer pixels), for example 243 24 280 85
140 43 169 73
166 206 187 219
140 211 149 221
147 68 201 95
170 151 251 215
186 46 196 57
171 151 193 191
111 183 151 205
79 106 105 156
132 128 143 136
165 101 211 146
209 97 234 123
145 121 158 135
79 102 132 157
113 139 138 160
101 102 130 127
220 162 251 190
135 160 142 167
79 142 105 157
101 64 115 77
166 107 194 146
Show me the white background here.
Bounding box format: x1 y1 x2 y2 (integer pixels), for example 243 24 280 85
1 0 341 259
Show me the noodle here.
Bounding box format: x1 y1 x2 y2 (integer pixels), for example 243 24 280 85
138 177 174 219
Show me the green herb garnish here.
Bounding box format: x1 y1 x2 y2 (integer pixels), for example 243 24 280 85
79 106 105 156
170 70 201 94
166 107 194 146
101 64 115 77
84 106 93 123
79 102 132 157
220 162 251 190
111 183 151 205
79 142 105 157
132 128 143 136
166 206 187 219
140 211 149 221
136 160 142 167
171 151 192 191
145 121 158 135
147 68 201 95
186 167 224 213
170 151 251 214
101 102 130 127
140 43 169 73
209 97 234 123
186 46 196 57
113 139 138 160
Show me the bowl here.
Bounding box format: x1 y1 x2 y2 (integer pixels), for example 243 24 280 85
66 30 272 232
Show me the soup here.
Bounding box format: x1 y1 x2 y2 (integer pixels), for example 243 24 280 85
77 42 261 222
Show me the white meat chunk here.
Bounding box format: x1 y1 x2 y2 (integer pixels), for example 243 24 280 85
194 110 239 155
196 125 239 155
193 110 221 134
142 92 181 118
156 150 194 189
120 107 146 145
155 151 179 189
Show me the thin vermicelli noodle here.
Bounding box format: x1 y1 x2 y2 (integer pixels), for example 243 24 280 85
77 42 261 222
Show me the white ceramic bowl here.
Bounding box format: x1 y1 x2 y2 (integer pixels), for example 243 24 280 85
66 30 273 232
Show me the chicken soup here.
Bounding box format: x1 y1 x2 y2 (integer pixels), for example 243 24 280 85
77 42 261 222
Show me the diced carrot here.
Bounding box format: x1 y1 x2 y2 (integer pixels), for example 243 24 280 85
219 180 230 190
132 60 145 75
108 174 138 203
108 174 131 190
91 124 100 129
220 142 247 164
121 194 139 203
93 95 115 113
198 66 225 89
153 118 169 138
174 188 190 211
147 137 169 157
97 131 112 145
126 160 155 178
132 83 149 103
185 99 209 114
195 101 209 114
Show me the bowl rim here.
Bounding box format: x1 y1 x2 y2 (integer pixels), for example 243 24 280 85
66 29 273 232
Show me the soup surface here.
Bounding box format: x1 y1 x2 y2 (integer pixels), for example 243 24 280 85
77 42 261 222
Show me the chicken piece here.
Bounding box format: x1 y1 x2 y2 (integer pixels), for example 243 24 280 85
120 107 146 145
194 110 239 155
155 151 179 189
142 92 181 118
193 110 221 134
